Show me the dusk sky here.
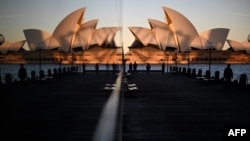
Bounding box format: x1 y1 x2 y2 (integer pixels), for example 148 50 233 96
0 0 249 52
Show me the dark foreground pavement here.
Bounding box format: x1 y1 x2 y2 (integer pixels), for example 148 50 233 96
123 73 250 141
1 72 250 141
1 73 117 141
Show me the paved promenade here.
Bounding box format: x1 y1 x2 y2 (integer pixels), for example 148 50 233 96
1 72 250 141
1 73 116 141
123 72 250 141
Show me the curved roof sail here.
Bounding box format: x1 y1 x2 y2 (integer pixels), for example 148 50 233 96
78 19 98 49
23 29 52 51
8 40 26 52
200 28 229 50
0 40 26 54
90 27 121 47
163 6 202 52
227 39 250 53
0 41 12 54
49 7 86 52
242 41 250 53
148 19 176 50
128 27 157 46
227 40 245 51
191 36 208 50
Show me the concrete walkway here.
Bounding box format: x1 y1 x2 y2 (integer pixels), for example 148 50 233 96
1 72 250 141
1 73 116 141
123 73 250 141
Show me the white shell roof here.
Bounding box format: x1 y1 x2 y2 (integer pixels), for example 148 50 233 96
163 6 202 52
8 40 26 52
128 26 157 46
227 39 250 53
23 8 120 52
199 28 229 50
50 7 86 52
23 29 51 51
0 40 25 54
0 41 12 54
129 7 232 53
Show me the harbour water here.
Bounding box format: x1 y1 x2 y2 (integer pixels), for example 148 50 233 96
0 63 249 83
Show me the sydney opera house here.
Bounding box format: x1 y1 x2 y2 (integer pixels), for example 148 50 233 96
0 7 250 64
126 7 250 64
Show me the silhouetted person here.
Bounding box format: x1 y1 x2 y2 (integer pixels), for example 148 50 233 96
18 64 27 83
162 62 165 74
82 63 85 74
95 63 99 73
106 63 109 73
146 63 151 74
224 64 233 87
112 62 116 73
129 62 132 72
133 61 137 73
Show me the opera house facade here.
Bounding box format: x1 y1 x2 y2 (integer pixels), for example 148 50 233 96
0 7 250 64
125 7 250 64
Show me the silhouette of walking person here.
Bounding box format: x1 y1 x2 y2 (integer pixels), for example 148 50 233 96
224 64 233 87
133 61 137 73
146 63 151 74
18 64 27 83
82 63 85 74
162 62 165 74
106 62 109 73
129 62 132 72
112 62 116 74
95 63 99 74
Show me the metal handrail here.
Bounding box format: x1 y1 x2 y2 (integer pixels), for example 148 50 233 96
93 70 123 141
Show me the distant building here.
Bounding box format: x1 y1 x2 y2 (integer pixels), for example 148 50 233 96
0 7 122 64
0 6 250 64
125 6 250 64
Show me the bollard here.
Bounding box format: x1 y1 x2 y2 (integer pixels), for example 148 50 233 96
31 71 36 80
48 69 52 76
182 67 186 75
173 66 176 72
53 68 58 76
197 69 202 77
5 73 12 84
76 66 78 72
58 68 62 75
215 71 220 81
39 70 45 78
205 70 210 79
178 67 181 73
239 74 247 86
63 67 67 74
187 68 191 76
192 68 196 78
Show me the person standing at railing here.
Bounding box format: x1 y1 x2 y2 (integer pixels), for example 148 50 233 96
95 63 99 74
133 61 137 73
146 63 151 74
18 64 27 83
224 64 233 87
129 62 132 72
162 62 165 74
